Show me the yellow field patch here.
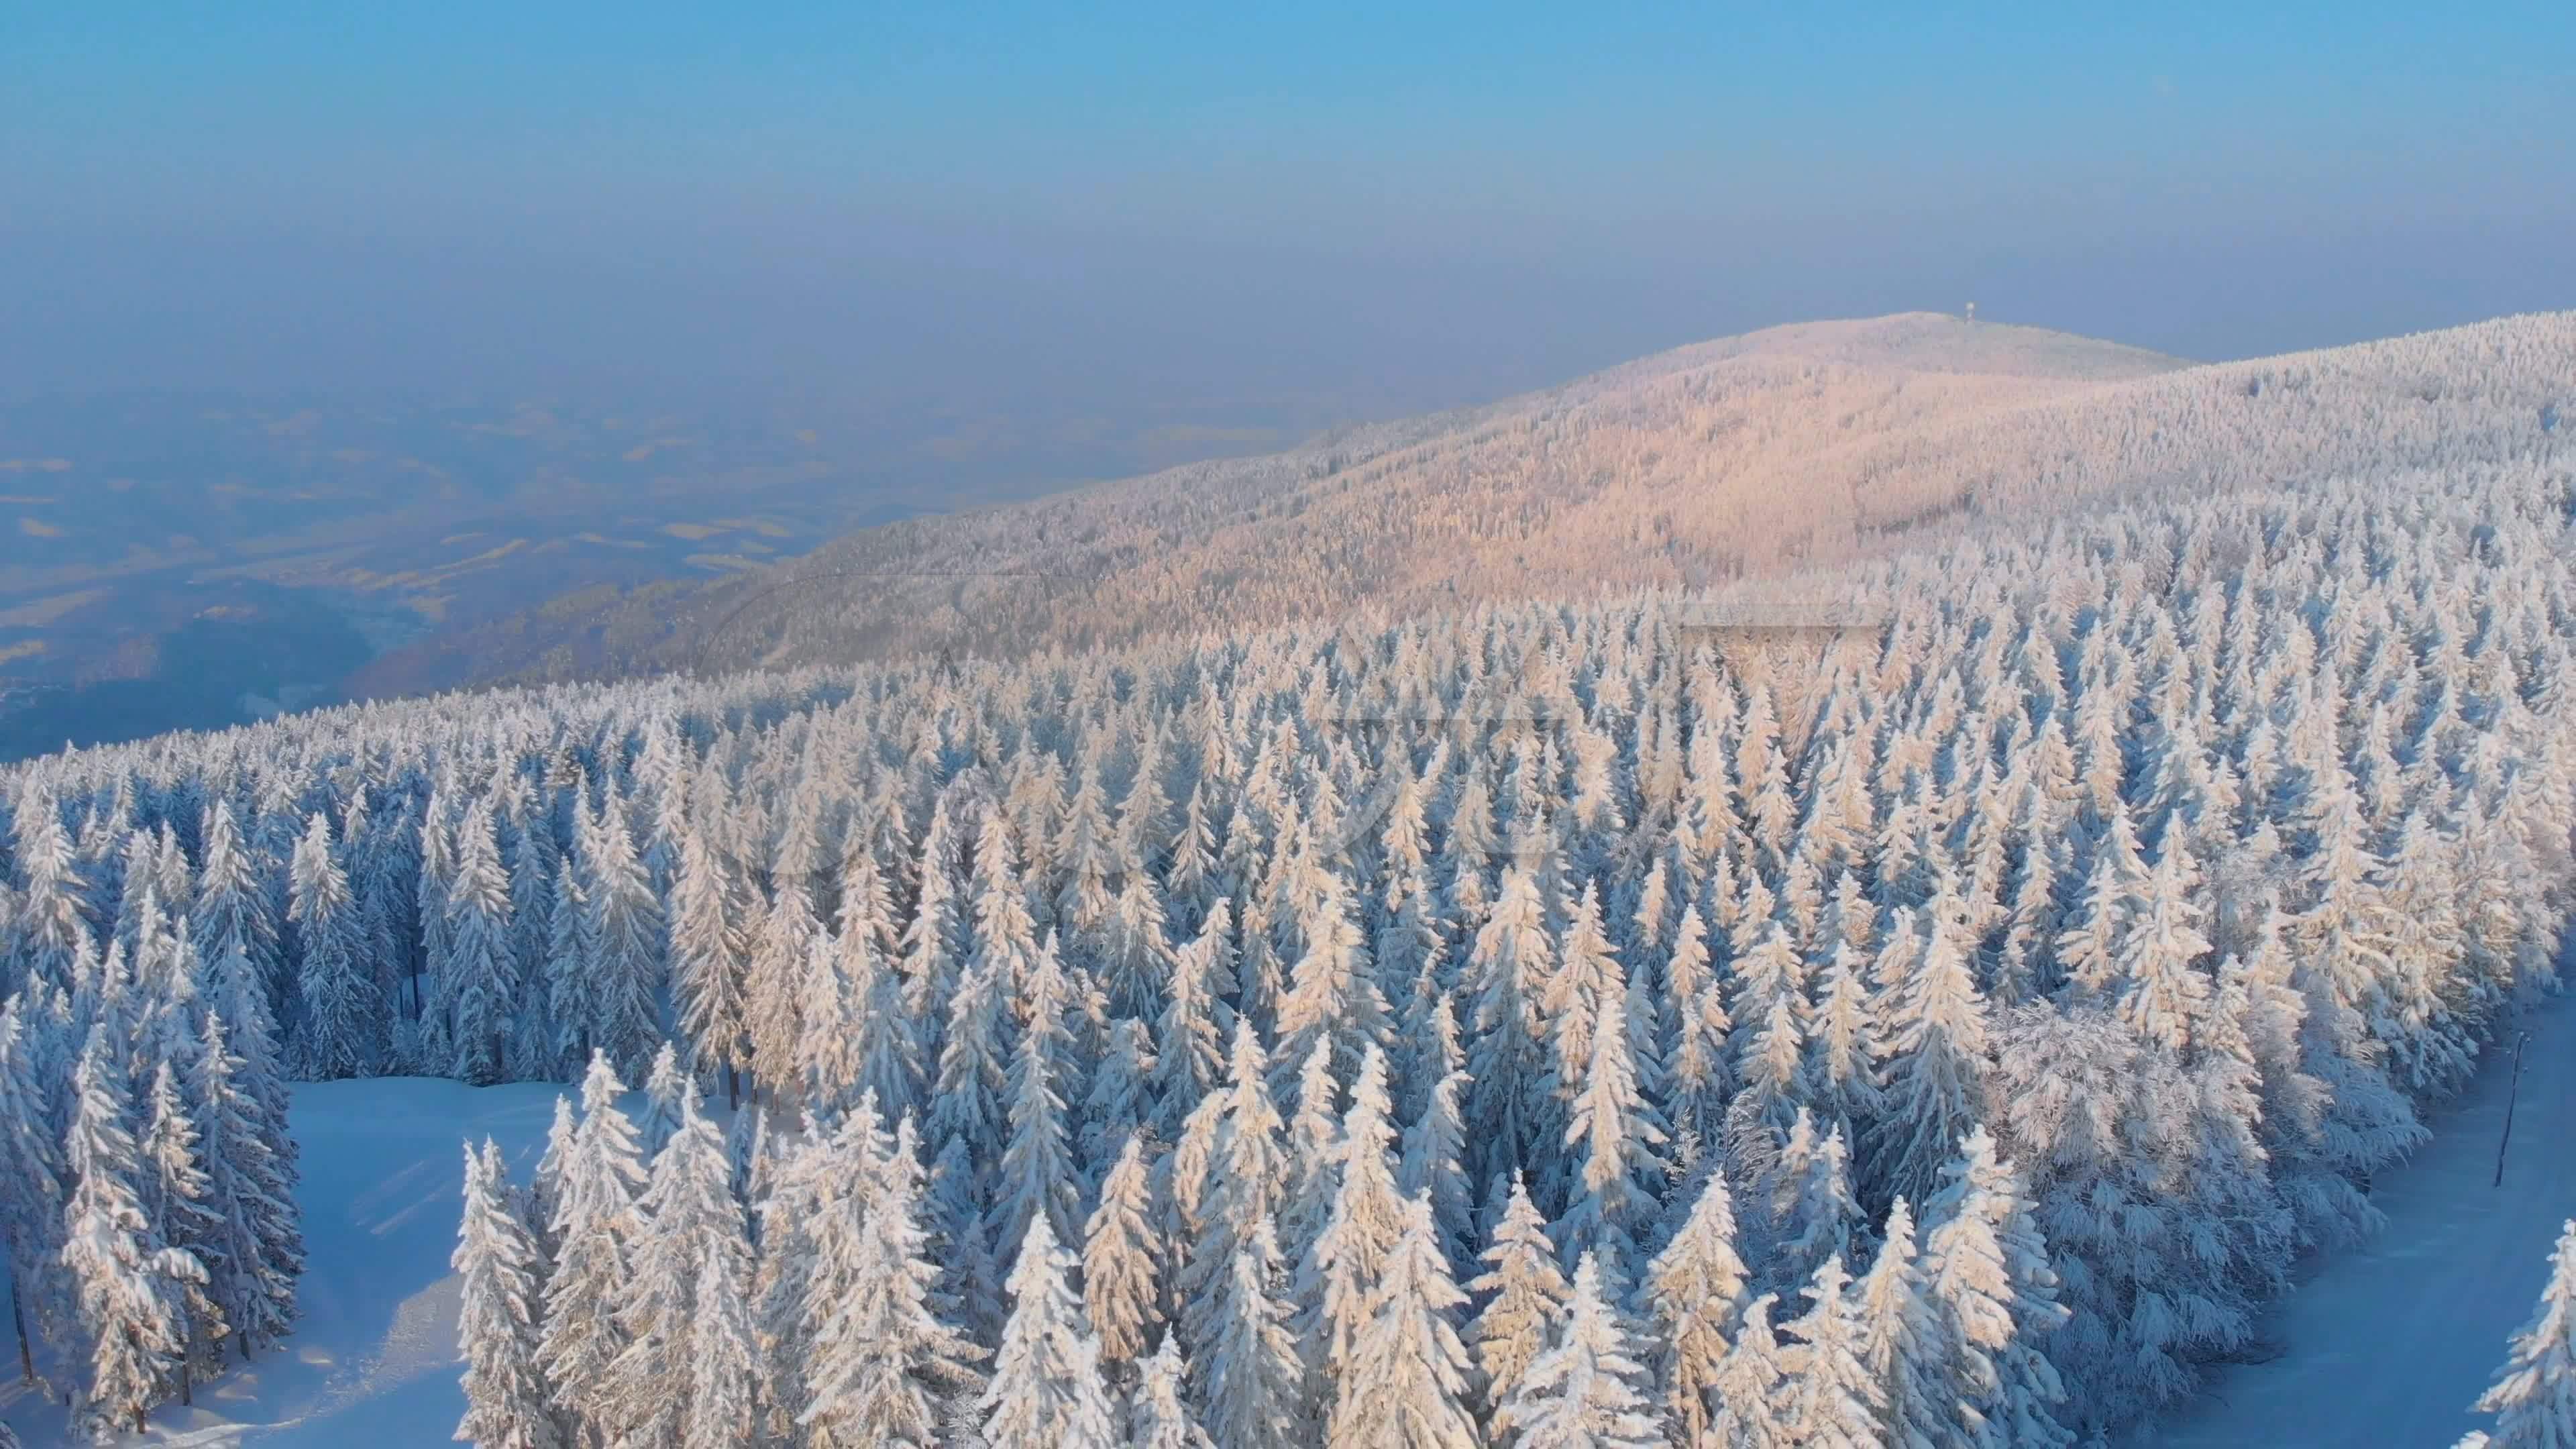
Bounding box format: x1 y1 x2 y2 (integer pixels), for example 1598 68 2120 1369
439 539 529 570
18 517 64 538
0 640 46 665
0 588 108 627
622 436 693 464
0 459 72 474
659 522 724 541
684 553 764 572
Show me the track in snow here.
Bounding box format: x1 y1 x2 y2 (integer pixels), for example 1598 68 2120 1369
0 1077 561 1447
2139 983 2575 1448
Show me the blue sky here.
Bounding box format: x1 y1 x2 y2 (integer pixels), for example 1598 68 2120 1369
5 2 2569 462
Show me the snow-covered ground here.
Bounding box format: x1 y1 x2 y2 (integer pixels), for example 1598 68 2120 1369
2136 987 2575 1448
1 1078 562 1448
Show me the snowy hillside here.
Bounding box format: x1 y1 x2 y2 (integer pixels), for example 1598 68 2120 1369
3 323 2575 1446
404 310 2574 689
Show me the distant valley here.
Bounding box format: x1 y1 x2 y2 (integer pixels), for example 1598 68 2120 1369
0 394 1140 757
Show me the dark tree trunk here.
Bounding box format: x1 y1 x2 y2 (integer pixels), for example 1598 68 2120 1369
11 1279 33 1385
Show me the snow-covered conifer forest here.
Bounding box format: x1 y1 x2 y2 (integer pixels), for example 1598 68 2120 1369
3 323 2575 1446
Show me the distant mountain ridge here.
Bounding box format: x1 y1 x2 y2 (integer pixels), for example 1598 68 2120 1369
360 309 2571 692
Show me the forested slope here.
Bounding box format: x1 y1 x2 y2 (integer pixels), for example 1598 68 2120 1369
5 418 2573 1441
400 311 2573 695
370 312 2188 689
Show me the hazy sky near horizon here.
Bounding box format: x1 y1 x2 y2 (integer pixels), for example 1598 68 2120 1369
7 3 2571 450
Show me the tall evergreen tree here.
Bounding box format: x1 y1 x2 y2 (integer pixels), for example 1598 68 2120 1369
1328 1192 1480 1449
981 1216 1119 1449
799 1117 987 1449
1128 1335 1217 1449
445 803 522 1085
1466 1177 1570 1423
537 1053 647 1443
186 1011 299 1360
453 1140 561 1449
606 1080 748 1446
1777 1254 1882 1449
60 1031 207 1437
1643 1167 1750 1444
1500 1250 1664 1449
2470 1218 2576 1449
1194 1212 1303 1449
138 1061 229 1388
288 812 382 1080
576 796 667 1079
1081 1134 1164 1373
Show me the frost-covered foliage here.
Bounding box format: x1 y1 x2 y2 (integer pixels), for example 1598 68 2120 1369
2457 1218 2576 1449
7 421 2576 1442
468 311 2575 689
0 839 302 1439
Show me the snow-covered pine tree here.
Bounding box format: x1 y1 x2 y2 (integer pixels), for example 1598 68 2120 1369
288 812 383 1080
2112 835 2215 1053
536 1053 646 1442
1868 890 1993 1213
1553 977 1668 1277
1852 1197 1952 1449
1176 1019 1289 1375
1081 1133 1163 1373
60 1030 207 1436
981 1215 1118 1449
798 1116 987 1448
1194 1210 1303 1449
1399 1050 1476 1268
8 800 93 1002
576 794 667 1079
1642 1165 1750 1444
453 1140 559 1449
2468 1217 2576 1448
1327 1192 1479 1449
680 1236 761 1449
636 1040 688 1161
193 798 282 1024
138 1061 229 1389
853 927 928 1128
1709 1292 1793 1449
1152 896 1238 1139
1918 1124 2074 1449
1499 1249 1664 1449
444 802 522 1086
1129 1334 1216 1449
1466 1176 1570 1424
741 865 817 1105
667 819 750 1104
1660 900 1735 1152
1302 1043 1409 1390
605 1077 747 1446
1465 861 1556 1189
0 992 72 1389
993 929 1083 1254
1776 1253 1882 1449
